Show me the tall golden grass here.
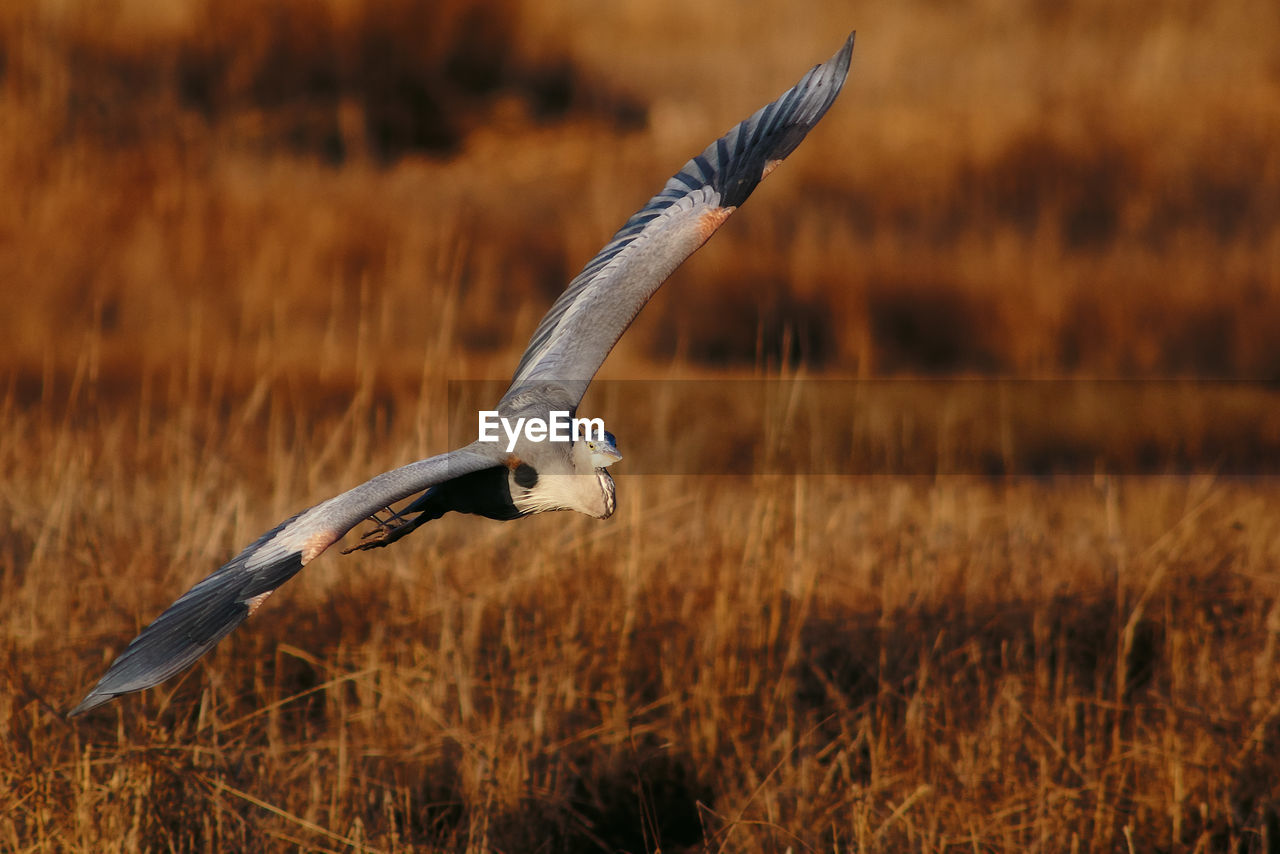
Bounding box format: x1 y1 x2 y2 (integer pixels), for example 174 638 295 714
3 0 1280 850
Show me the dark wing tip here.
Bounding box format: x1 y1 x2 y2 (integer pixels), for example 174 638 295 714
69 526 307 717
839 31 856 70
712 31 856 208
69 690 116 717
68 450 494 718
502 31 856 397
67 576 269 716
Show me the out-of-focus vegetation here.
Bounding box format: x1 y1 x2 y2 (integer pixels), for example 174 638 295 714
3 0 1279 850
4 0 1279 383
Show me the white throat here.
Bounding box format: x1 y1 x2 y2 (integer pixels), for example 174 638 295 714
511 440 617 519
513 469 615 519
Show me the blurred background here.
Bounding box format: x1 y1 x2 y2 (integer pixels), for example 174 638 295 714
4 1 1280 851
4 0 1278 388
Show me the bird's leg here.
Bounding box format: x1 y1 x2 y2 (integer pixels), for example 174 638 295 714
343 487 444 553
342 505 423 553
377 505 410 528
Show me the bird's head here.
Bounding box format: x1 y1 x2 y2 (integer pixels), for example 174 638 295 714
583 430 622 470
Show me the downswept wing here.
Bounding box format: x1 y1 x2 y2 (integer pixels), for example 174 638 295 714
71 445 498 715
501 32 854 411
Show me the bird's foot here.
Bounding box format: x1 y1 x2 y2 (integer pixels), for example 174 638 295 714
342 507 420 553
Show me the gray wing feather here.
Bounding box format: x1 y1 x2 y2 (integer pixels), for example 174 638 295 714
70 445 498 715
502 32 854 410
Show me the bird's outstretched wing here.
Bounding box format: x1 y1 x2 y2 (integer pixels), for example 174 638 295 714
70 446 498 715
501 32 854 410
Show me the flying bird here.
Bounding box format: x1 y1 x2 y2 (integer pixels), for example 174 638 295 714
71 33 855 716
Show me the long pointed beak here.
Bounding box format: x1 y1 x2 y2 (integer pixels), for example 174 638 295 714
593 446 623 468
591 430 622 468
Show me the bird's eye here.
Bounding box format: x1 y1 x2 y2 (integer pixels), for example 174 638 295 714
587 441 596 450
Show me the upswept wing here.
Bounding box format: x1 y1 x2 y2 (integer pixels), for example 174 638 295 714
501 32 854 410
71 446 498 715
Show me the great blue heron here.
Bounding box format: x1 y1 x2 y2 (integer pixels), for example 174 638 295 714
71 33 854 716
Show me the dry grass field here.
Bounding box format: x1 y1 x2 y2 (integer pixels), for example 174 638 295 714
3 0 1280 850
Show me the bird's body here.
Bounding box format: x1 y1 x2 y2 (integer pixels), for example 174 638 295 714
71 33 855 716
